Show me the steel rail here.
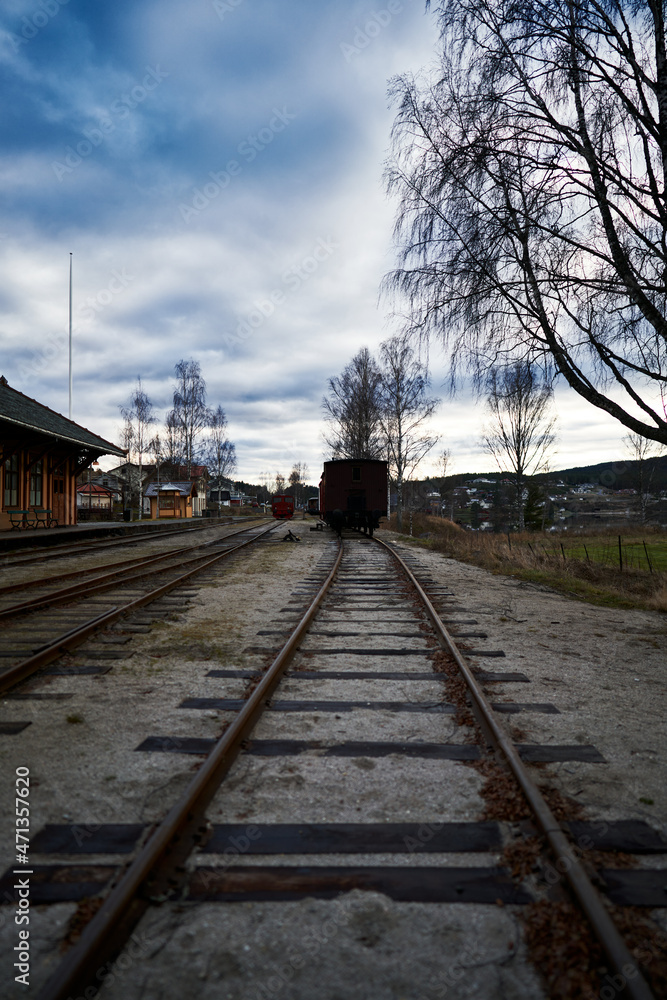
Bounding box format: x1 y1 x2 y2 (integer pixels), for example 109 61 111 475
0 517 219 562
0 524 246 597
0 515 259 567
0 549 178 598
375 535 655 1000
0 520 279 697
0 520 268 618
35 536 344 1000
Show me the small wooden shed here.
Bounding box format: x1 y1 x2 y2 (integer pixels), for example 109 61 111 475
144 481 196 519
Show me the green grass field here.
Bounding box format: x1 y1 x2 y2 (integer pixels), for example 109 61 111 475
379 515 667 612
557 538 667 573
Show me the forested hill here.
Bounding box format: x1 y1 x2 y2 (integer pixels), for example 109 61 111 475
440 455 667 491
548 456 667 490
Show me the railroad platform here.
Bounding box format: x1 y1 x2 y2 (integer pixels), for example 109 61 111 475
0 515 239 553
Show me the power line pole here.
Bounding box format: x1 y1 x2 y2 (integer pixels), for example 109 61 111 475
68 252 73 420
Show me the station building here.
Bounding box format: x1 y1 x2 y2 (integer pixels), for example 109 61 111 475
0 377 125 530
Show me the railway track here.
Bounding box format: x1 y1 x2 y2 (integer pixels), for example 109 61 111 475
0 519 277 695
0 515 250 567
0 527 660 999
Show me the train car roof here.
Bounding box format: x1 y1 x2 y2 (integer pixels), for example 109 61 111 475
322 458 388 465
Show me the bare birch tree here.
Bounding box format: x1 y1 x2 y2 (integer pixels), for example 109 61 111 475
169 359 211 476
205 405 237 487
119 416 134 456
386 0 667 446
322 347 384 459
378 335 439 530
149 433 164 517
120 377 155 519
288 461 310 507
624 432 663 523
483 363 556 530
163 409 180 466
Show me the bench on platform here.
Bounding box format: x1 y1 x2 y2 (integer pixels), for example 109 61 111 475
8 510 34 530
31 508 58 528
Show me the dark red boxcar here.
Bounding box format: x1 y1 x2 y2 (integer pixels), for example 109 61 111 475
319 459 387 535
271 494 294 519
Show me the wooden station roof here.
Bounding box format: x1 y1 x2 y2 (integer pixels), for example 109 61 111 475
0 377 125 458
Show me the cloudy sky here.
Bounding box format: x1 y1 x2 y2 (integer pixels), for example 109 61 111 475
0 0 635 484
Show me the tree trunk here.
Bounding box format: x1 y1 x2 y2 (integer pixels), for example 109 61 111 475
138 454 143 520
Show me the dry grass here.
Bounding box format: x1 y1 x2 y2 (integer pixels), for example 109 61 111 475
379 514 667 613
523 900 667 1000
522 900 605 998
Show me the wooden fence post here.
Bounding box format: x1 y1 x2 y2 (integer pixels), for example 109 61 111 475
643 540 654 575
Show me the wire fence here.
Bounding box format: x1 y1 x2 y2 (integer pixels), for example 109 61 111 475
521 536 666 574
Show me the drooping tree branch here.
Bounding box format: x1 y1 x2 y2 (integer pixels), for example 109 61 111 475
385 0 667 443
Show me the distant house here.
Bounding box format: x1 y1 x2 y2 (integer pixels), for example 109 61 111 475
209 488 231 506
0 377 125 530
103 462 155 511
76 482 121 511
169 464 208 481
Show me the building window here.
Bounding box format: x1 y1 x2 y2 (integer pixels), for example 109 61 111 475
3 455 19 507
352 466 361 481
29 458 42 507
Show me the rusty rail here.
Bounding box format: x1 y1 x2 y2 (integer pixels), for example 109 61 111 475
0 520 279 696
0 519 269 614
35 537 343 1000
375 535 655 1000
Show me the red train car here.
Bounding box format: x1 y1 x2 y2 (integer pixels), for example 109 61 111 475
319 459 387 536
271 493 294 520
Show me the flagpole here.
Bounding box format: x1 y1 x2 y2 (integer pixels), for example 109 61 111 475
68 252 73 420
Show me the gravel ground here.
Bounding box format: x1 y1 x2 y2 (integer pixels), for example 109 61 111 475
0 522 664 999
386 536 667 833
